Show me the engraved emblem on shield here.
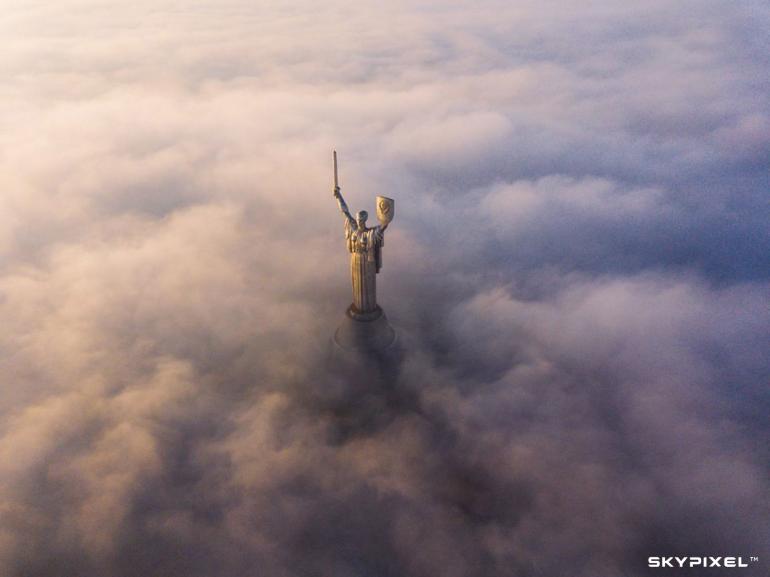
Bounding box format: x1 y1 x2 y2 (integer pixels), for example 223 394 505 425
376 196 395 226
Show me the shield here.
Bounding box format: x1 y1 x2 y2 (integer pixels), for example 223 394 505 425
376 196 395 226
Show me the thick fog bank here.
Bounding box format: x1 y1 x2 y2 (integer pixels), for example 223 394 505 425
0 1 768 575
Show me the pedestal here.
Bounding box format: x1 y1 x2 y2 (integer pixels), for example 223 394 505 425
332 304 396 353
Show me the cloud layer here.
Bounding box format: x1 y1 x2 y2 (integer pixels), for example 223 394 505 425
0 1 768 576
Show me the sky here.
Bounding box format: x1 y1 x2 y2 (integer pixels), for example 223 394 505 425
0 1 769 576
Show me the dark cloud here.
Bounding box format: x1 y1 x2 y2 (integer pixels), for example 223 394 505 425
0 1 768 576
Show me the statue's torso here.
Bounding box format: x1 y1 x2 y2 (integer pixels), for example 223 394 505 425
345 221 380 254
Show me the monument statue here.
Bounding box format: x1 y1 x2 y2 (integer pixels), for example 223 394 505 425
331 151 396 352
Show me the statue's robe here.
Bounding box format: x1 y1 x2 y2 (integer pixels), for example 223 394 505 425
345 220 383 313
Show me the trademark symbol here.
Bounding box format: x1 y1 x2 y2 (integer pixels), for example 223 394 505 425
750 556 759 563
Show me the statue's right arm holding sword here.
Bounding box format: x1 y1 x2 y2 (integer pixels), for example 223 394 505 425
333 151 356 227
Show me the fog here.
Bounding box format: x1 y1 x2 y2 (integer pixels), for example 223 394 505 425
0 1 768 575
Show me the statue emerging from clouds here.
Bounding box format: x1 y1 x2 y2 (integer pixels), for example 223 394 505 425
332 151 394 317
331 151 396 353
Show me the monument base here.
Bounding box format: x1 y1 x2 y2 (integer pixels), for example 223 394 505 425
332 304 396 353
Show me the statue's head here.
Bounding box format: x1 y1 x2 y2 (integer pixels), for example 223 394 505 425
356 210 368 228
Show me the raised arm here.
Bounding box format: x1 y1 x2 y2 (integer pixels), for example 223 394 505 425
334 186 355 225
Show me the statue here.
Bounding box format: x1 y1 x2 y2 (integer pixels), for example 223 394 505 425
332 152 394 318
331 151 396 353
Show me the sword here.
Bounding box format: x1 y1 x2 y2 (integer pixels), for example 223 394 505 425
333 150 339 194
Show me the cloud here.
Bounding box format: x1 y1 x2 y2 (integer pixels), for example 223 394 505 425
0 1 768 576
